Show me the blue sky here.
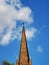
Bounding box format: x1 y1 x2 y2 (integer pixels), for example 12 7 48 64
0 0 49 65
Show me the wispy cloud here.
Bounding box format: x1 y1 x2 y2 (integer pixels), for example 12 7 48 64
0 0 37 45
26 28 37 40
10 27 37 41
36 45 43 53
38 25 47 34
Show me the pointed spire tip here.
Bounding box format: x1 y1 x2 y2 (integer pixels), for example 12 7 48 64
22 22 24 26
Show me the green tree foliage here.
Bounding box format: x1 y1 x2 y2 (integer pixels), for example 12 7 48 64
2 61 14 65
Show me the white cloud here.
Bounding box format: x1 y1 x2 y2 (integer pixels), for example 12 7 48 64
0 31 12 45
26 28 37 40
36 45 43 53
8 0 22 8
0 0 35 45
16 7 33 22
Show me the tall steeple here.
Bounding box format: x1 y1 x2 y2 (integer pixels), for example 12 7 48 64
16 24 32 65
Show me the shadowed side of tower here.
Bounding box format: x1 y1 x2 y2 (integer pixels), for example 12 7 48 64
16 24 32 65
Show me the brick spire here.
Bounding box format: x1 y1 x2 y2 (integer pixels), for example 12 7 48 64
19 24 29 65
16 24 32 65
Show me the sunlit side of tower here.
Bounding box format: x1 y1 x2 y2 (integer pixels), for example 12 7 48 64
16 24 32 65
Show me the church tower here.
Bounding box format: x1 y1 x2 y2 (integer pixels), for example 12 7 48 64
16 24 32 65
